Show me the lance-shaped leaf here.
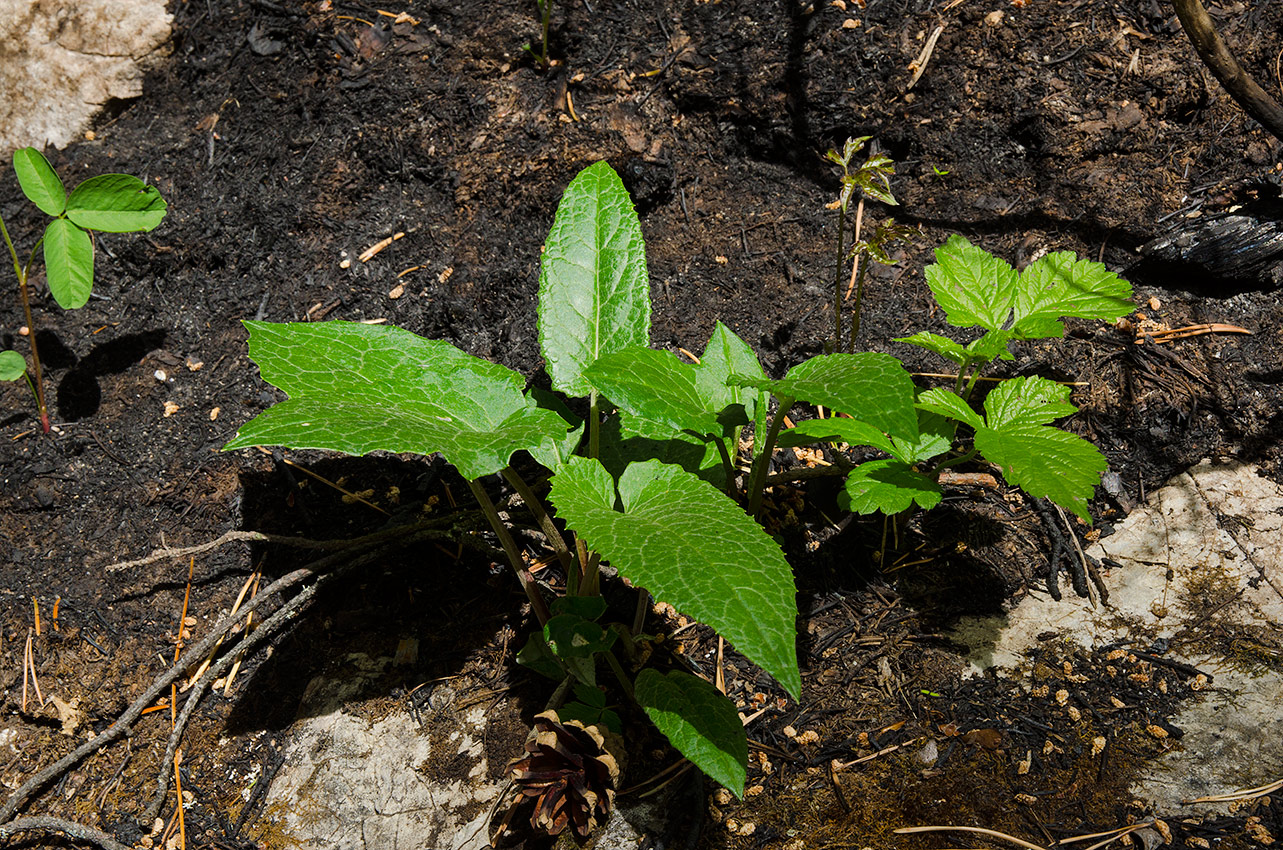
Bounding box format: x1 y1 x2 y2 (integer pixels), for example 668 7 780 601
696 321 765 420
66 174 167 233
224 321 570 480
13 148 66 216
549 457 800 699
43 219 95 309
1013 251 1134 339
735 352 918 442
538 161 650 397
776 417 894 454
636 669 748 797
895 331 970 366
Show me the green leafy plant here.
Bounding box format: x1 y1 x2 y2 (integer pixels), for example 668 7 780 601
225 161 1132 823
823 137 914 353
1 147 167 432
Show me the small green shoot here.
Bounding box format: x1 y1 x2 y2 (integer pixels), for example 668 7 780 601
823 138 912 352
1 147 167 432
523 0 553 67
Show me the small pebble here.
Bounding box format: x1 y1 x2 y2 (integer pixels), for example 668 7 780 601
154 369 168 383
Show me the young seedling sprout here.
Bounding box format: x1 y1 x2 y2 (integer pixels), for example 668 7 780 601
824 137 904 352
1 148 167 432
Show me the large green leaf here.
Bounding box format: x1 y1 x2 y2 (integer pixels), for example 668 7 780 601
583 347 722 436
924 234 1018 330
1013 251 1133 339
736 353 918 442
549 457 800 698
974 376 1105 520
66 174 167 233
13 148 65 216
224 321 570 480
0 350 27 381
538 161 650 397
43 219 94 309
636 669 748 797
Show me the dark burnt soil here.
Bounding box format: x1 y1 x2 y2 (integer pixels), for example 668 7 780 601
2 0 1282 848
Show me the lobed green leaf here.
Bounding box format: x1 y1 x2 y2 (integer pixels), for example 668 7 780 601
538 161 650 397
1013 251 1133 339
224 322 570 480
66 174 167 233
924 234 1017 330
13 148 65 216
636 669 748 797
549 457 800 699
43 219 95 309
841 459 943 514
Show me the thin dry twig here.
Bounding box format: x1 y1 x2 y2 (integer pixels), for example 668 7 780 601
832 736 926 771
1185 777 1283 804
1139 323 1252 344
1 520 451 825
906 24 945 90
894 824 1049 850
107 516 457 572
0 815 131 850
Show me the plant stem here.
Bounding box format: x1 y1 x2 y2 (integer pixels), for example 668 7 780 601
631 588 648 637
927 446 978 478
830 202 847 353
849 253 870 351
467 478 551 627
539 0 552 66
603 649 635 701
0 214 48 433
502 467 575 577
746 395 794 518
714 438 737 500
588 390 600 459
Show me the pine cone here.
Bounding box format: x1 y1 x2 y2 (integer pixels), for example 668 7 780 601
506 709 622 840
